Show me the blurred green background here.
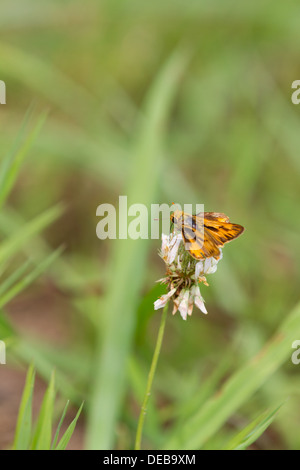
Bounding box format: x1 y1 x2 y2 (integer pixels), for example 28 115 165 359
1 0 300 450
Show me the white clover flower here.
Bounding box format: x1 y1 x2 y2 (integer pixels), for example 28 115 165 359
195 250 223 278
154 287 177 310
178 289 190 320
160 232 183 265
154 232 222 320
191 284 207 315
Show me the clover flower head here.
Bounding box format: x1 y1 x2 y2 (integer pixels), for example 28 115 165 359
154 231 222 320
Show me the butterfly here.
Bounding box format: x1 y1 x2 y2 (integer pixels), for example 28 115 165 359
170 210 244 260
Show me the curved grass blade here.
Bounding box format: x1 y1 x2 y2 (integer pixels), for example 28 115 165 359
0 203 63 266
164 301 300 449
0 259 31 297
0 41 99 124
12 363 35 450
30 370 55 450
51 400 70 450
0 246 63 309
224 402 283 450
55 402 84 450
0 108 48 210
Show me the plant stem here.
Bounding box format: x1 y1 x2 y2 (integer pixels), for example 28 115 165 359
134 302 169 450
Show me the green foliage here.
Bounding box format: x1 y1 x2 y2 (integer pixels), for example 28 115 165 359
87 47 190 450
0 0 300 451
164 302 300 449
12 366 83 450
0 107 47 209
12 364 35 450
224 403 283 450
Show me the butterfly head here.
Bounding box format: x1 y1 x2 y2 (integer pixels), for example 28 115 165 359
170 210 184 231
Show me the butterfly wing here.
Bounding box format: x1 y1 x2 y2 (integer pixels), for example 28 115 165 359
180 213 220 259
203 212 244 246
181 212 244 260
181 225 220 259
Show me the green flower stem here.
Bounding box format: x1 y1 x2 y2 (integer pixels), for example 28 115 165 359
134 301 169 450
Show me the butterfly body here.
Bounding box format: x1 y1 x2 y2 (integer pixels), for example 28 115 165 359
170 210 244 260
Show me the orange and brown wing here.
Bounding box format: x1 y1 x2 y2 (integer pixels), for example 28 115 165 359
181 225 221 259
203 212 230 223
203 212 244 247
181 212 244 260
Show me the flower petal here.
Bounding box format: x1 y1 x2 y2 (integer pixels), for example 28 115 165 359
161 233 170 253
167 234 182 264
154 287 176 310
193 285 208 314
172 302 178 315
195 260 205 278
178 289 189 320
187 293 194 316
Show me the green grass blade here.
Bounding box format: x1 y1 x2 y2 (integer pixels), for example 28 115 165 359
164 301 300 449
51 400 70 450
55 402 84 450
0 203 63 266
86 47 190 450
12 364 35 450
0 247 63 309
0 310 15 338
224 403 283 450
0 40 99 124
172 349 235 429
13 339 82 405
0 109 47 209
0 207 88 292
0 105 32 196
30 370 56 450
0 260 31 298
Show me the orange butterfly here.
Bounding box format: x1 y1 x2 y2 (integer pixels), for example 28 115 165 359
170 210 244 260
